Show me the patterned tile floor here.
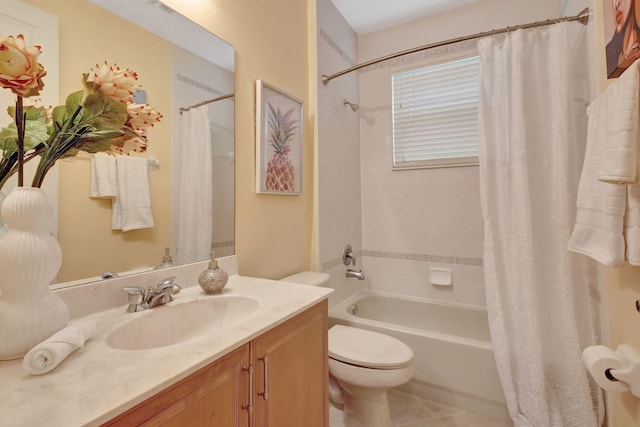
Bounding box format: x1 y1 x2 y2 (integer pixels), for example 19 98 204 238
329 389 513 427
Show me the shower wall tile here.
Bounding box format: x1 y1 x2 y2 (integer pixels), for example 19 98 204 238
317 0 362 268
359 95 484 259
362 256 486 308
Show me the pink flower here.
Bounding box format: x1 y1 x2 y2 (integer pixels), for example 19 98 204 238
85 61 140 103
107 136 148 155
126 102 163 132
0 35 46 97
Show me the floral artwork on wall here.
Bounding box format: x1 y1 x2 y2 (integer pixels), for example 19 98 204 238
255 79 303 195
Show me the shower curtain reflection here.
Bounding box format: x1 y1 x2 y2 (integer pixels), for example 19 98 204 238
175 106 213 264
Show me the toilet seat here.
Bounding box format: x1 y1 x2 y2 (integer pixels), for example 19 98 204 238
329 325 413 369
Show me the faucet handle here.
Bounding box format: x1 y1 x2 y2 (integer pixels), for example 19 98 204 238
156 276 182 295
343 244 356 266
122 287 148 312
156 276 177 288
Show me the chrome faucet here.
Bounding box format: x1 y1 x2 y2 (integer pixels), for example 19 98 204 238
122 276 182 312
346 268 365 280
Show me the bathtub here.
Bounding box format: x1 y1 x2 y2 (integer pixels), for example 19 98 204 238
329 290 509 422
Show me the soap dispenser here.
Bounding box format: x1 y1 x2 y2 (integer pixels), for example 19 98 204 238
154 247 175 270
198 250 228 294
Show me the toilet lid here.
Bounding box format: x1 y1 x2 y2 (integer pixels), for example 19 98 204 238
328 325 413 369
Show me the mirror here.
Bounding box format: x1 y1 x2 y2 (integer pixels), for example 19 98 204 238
11 0 235 286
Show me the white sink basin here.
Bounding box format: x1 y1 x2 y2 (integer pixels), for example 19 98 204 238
106 296 259 350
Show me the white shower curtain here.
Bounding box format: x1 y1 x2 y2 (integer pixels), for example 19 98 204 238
175 106 213 264
478 23 602 426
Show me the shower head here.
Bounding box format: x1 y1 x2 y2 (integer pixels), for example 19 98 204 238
343 99 359 112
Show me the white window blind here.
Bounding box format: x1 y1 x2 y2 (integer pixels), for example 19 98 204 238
392 55 480 169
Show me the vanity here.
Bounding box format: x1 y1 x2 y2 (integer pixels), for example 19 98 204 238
0 258 332 426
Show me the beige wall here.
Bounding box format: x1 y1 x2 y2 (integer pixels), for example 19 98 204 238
162 0 314 279
24 0 173 282
593 1 640 426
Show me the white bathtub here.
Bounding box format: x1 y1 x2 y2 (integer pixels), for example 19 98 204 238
329 290 509 422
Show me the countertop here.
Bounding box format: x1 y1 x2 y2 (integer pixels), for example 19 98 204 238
0 276 332 426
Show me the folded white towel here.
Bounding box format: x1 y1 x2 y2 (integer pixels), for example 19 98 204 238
90 152 117 198
569 59 640 266
597 61 640 184
568 82 628 266
112 156 154 232
23 320 97 375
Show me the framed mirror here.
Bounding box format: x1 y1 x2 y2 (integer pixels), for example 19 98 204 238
5 0 235 286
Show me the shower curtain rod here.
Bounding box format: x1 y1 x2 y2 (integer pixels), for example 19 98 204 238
179 93 235 114
321 7 590 85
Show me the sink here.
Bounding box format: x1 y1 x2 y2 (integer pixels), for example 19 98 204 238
106 296 259 350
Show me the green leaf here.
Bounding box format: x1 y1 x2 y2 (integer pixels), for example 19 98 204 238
66 90 84 116
52 105 68 128
77 135 118 154
23 106 48 122
0 119 48 153
80 129 125 141
80 93 128 130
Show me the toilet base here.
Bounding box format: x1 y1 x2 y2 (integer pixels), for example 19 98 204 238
341 387 392 427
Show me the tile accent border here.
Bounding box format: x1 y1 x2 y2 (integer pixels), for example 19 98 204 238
319 28 356 67
321 249 483 271
177 73 226 96
361 250 482 266
212 240 235 249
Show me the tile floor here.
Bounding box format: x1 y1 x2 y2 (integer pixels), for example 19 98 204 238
329 389 513 427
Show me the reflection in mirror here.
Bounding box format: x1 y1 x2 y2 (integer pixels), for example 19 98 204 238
14 0 234 286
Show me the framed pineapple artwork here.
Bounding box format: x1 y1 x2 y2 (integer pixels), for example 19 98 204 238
256 79 303 194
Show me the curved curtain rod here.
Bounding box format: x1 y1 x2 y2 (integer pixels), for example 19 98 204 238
321 7 590 85
179 93 235 114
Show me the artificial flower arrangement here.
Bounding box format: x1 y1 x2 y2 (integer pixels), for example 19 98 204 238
0 34 162 190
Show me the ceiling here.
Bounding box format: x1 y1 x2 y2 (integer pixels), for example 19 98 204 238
331 0 480 34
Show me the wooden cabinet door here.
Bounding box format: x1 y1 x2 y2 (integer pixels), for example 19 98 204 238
103 343 250 427
252 300 328 427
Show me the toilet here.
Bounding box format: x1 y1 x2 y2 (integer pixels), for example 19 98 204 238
281 272 414 427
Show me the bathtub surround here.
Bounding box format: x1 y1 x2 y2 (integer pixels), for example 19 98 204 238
478 23 601 425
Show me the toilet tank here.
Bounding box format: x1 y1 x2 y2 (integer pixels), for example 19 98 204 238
281 271 330 287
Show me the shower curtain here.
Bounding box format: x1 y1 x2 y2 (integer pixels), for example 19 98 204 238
175 106 213 264
478 23 602 426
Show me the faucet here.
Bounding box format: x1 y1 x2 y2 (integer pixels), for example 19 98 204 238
122 276 182 312
343 244 356 266
346 268 365 280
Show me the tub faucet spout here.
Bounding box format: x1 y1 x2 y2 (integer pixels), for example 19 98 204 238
346 268 365 280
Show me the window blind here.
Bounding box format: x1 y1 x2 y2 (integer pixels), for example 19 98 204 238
392 55 480 168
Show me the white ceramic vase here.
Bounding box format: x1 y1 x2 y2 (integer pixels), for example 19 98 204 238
0 191 7 238
0 187 69 360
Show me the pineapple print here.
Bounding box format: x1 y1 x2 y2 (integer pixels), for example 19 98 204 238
265 102 298 192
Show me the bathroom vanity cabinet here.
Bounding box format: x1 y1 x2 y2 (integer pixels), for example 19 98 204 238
102 300 328 426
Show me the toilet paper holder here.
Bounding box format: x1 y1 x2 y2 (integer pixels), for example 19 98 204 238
602 345 640 397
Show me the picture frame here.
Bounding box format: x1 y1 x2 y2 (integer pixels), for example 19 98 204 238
603 0 640 78
256 79 303 195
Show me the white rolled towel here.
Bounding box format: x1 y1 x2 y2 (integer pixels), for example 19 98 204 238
23 319 97 375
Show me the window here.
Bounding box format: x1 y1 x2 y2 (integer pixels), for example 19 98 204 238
392 55 480 169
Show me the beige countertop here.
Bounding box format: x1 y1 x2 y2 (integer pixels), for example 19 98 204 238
0 275 332 426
